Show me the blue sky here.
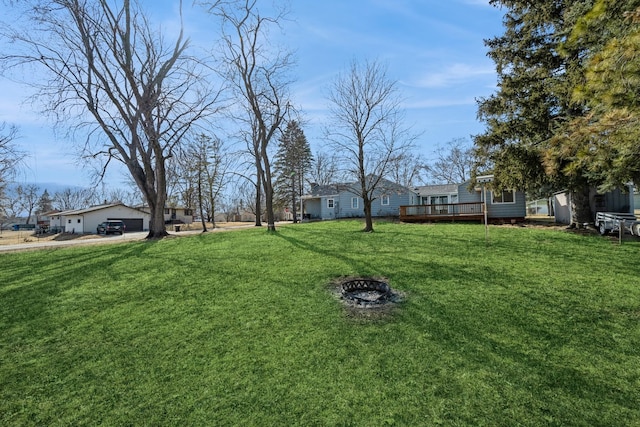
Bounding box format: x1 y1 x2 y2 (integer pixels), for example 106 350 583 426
0 0 504 189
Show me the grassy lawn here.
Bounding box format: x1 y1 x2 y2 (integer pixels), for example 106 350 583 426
1 221 639 426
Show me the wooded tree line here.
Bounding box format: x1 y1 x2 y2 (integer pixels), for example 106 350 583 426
476 0 640 226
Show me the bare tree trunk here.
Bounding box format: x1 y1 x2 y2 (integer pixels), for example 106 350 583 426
363 196 374 232
254 170 262 227
261 146 276 231
198 167 208 233
291 174 297 223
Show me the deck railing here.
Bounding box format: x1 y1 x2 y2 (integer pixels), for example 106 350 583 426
399 202 484 222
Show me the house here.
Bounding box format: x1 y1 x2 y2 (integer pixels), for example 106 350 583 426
401 181 527 223
53 203 150 233
163 206 194 225
135 205 194 225
301 179 418 220
553 185 635 225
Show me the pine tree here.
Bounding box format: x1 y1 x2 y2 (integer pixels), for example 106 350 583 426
273 121 312 223
36 189 53 216
547 0 640 192
475 0 596 225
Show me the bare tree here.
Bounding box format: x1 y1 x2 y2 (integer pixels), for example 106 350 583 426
326 59 415 232
2 0 221 238
52 187 93 211
203 0 293 232
0 124 25 223
308 151 341 187
15 184 40 224
387 152 426 189
424 138 475 184
178 133 236 231
94 186 142 207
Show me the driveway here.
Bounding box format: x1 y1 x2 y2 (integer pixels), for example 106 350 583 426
0 223 261 253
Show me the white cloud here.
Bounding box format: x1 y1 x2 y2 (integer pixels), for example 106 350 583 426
412 63 496 89
404 96 478 110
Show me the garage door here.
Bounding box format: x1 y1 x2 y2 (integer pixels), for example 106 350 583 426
109 218 143 232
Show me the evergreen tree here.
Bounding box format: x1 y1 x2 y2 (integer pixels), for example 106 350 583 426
475 0 596 225
273 121 312 223
547 0 640 192
36 189 53 215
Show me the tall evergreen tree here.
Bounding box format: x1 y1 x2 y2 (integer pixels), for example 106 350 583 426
36 189 53 215
475 0 596 225
273 121 312 223
547 0 640 192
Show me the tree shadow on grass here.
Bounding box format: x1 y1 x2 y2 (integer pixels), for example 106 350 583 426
405 293 640 425
0 241 159 330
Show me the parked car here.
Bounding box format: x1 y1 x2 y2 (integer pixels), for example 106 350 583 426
97 220 126 235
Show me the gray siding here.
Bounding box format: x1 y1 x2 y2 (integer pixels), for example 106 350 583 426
487 190 527 218
457 183 482 203
457 183 526 219
321 196 339 220
305 199 321 219
304 180 417 220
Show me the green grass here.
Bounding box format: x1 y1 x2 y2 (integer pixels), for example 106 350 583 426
1 221 640 426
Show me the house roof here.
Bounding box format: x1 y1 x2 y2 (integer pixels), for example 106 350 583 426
304 178 416 199
413 183 459 196
303 184 340 198
57 203 147 216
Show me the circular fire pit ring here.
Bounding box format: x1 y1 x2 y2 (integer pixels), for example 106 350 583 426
340 278 394 307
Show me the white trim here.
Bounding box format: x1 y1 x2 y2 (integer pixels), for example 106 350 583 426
327 198 335 209
381 194 390 206
351 197 359 209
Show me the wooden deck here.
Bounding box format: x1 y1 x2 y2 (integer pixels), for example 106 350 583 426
399 202 484 223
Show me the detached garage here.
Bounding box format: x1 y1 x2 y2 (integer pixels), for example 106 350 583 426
58 203 150 234
110 218 144 232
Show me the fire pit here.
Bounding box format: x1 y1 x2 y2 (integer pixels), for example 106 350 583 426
339 278 396 308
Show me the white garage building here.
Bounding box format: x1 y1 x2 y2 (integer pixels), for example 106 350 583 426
51 203 151 234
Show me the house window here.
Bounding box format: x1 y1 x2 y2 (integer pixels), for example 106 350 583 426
68 219 71 224
492 189 516 204
164 208 170 214
184 209 192 216
77 219 81 223
327 198 334 209
351 197 359 209
381 195 390 206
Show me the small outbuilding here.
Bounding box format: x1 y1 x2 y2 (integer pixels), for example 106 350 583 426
553 185 635 225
